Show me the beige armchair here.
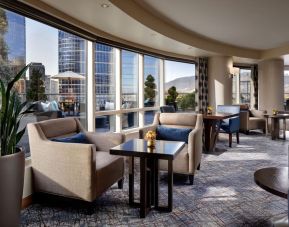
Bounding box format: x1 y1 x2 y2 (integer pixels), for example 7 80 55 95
27 117 125 203
139 113 203 185
240 109 266 134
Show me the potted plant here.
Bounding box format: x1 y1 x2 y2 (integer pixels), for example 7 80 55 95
165 86 178 111
0 64 32 227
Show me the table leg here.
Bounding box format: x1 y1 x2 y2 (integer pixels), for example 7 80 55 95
203 119 220 152
283 118 286 140
149 158 155 206
271 118 280 140
140 157 148 218
168 159 173 212
154 159 159 209
129 157 134 206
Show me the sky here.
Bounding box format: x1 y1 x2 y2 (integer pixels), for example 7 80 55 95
26 18 58 76
165 60 195 82
25 17 195 80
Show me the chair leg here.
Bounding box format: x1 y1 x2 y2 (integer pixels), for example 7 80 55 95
85 202 94 215
118 178 124 189
229 133 232 147
236 132 239 144
197 163 201 170
188 175 194 185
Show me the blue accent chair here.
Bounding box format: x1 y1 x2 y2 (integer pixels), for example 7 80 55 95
217 105 240 147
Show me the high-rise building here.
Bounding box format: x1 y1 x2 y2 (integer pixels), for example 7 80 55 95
28 62 45 79
58 31 86 102
4 10 25 68
95 43 116 109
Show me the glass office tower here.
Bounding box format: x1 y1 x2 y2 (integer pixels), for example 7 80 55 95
58 31 86 102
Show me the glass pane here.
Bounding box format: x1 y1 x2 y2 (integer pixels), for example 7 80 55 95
95 115 115 132
95 43 116 111
239 69 251 104
122 112 138 130
144 55 160 107
144 110 157 125
1 9 87 156
164 60 196 112
121 50 138 109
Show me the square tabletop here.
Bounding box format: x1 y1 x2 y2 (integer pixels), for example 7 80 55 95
110 139 185 160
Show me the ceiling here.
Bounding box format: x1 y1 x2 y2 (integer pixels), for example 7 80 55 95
22 0 289 63
26 0 216 58
135 0 289 50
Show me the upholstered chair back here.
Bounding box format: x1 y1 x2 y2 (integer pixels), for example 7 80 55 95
155 112 199 129
37 117 84 139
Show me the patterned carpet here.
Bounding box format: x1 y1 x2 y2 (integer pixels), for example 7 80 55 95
21 132 288 226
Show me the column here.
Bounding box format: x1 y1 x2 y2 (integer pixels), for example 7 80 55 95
258 58 284 113
208 56 233 110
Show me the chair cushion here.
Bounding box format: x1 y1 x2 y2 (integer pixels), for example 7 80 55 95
50 101 59 111
51 132 90 144
156 125 191 143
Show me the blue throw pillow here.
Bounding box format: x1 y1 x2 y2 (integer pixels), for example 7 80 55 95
51 132 90 144
156 126 192 144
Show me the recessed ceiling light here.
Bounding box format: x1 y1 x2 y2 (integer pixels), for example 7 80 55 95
101 3 110 8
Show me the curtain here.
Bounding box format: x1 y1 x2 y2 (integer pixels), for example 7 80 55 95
251 64 258 109
197 57 209 113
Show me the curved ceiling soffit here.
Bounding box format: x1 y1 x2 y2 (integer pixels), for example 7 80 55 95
110 0 269 59
21 0 197 61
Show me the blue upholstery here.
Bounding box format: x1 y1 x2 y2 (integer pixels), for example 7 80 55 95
51 132 90 144
156 125 192 143
217 105 240 133
217 105 240 147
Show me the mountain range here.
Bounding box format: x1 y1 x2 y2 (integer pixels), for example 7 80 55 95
165 76 195 93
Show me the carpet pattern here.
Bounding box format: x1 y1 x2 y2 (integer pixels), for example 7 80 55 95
21 132 288 226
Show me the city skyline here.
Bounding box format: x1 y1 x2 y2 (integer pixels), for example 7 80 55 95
25 17 195 81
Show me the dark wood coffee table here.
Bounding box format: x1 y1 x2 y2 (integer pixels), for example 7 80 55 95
203 112 239 152
254 167 288 199
110 139 185 218
254 167 288 225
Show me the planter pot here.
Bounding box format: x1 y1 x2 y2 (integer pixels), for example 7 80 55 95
0 149 25 227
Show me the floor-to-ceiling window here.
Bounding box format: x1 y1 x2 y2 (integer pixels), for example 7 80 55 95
94 43 116 132
0 8 87 156
121 50 139 129
232 67 252 105
164 60 196 112
144 55 160 125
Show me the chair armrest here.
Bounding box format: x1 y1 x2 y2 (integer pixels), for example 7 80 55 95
187 126 203 173
139 124 158 139
250 109 267 118
85 132 125 152
31 140 96 201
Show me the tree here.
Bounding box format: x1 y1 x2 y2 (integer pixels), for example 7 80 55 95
144 74 156 101
166 86 178 104
26 69 47 101
177 92 196 110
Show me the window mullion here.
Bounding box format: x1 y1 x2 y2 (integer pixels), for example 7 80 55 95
159 59 165 106
87 41 95 132
115 48 122 132
139 54 144 127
